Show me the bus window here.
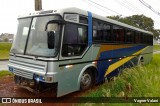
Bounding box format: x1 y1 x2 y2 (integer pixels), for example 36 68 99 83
113 25 125 43
79 16 88 24
113 25 118 42
62 23 88 57
93 20 112 43
10 18 31 54
135 32 141 43
150 35 153 45
102 24 111 42
118 28 125 42
93 20 101 41
125 29 134 43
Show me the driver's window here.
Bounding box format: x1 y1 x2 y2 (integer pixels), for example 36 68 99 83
62 23 88 57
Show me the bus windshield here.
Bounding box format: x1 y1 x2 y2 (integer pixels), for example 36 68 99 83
11 15 62 57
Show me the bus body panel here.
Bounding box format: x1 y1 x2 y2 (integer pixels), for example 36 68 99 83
57 45 100 97
95 44 152 82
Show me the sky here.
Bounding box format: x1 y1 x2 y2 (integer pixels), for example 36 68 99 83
0 0 160 34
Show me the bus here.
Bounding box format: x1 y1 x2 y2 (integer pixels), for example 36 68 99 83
8 8 153 97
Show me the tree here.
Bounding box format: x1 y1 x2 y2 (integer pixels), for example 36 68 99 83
4 38 8 42
107 15 122 21
153 29 160 39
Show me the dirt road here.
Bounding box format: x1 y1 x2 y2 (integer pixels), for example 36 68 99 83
0 76 87 106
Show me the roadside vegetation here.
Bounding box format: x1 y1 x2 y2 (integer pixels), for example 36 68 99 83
77 54 160 106
153 44 160 51
0 70 13 78
0 42 12 60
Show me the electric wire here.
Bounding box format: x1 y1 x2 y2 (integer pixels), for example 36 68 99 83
139 0 160 16
121 0 148 15
112 0 138 14
82 0 114 16
88 0 122 15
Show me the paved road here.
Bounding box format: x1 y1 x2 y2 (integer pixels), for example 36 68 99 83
0 60 8 71
153 51 160 54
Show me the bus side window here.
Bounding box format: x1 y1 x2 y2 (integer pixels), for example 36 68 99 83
118 29 125 42
79 16 88 24
62 23 88 57
125 29 134 43
93 20 99 41
102 24 111 42
113 25 121 42
135 32 141 43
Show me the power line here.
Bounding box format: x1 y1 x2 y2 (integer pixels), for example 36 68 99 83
113 0 139 14
139 0 160 16
88 0 122 15
121 0 160 28
120 0 153 18
139 0 160 28
121 0 147 14
82 0 114 16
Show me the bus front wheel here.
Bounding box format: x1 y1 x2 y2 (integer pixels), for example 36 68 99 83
80 69 94 90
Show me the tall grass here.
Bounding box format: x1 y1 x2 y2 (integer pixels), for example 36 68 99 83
0 43 12 59
77 54 160 105
153 45 160 51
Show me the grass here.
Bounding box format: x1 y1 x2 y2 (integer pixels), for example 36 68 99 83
77 54 160 106
0 70 13 78
0 42 12 59
153 45 160 51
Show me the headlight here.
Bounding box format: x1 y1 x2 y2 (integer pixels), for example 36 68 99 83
34 74 53 82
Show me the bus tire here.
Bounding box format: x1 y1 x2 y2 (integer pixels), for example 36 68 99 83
138 56 144 65
80 69 94 90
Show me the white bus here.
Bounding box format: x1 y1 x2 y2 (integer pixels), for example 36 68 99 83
8 8 153 97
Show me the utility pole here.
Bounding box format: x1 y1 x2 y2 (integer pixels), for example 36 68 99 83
35 0 42 11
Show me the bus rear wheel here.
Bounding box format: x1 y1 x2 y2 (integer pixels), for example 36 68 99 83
138 57 144 65
80 69 94 90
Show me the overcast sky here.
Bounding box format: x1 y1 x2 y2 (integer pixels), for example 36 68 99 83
0 0 160 34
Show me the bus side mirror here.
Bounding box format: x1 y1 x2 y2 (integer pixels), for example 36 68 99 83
47 31 55 49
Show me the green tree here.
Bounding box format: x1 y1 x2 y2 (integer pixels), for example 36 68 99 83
4 38 9 42
153 29 160 39
107 15 122 21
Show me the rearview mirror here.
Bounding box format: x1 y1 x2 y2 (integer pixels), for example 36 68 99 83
45 20 65 31
47 31 55 49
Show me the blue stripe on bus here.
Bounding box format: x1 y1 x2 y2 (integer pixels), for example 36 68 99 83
88 11 92 46
96 45 146 82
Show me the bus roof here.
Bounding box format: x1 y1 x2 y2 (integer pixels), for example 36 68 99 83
19 7 153 35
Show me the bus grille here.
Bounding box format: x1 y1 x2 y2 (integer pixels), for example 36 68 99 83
14 69 33 79
8 59 47 80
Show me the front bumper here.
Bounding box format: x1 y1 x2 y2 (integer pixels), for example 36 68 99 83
14 75 57 94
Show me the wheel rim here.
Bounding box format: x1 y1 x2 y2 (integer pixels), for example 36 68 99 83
140 59 144 65
80 72 92 89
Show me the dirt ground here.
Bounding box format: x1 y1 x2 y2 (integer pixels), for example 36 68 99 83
0 76 87 106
